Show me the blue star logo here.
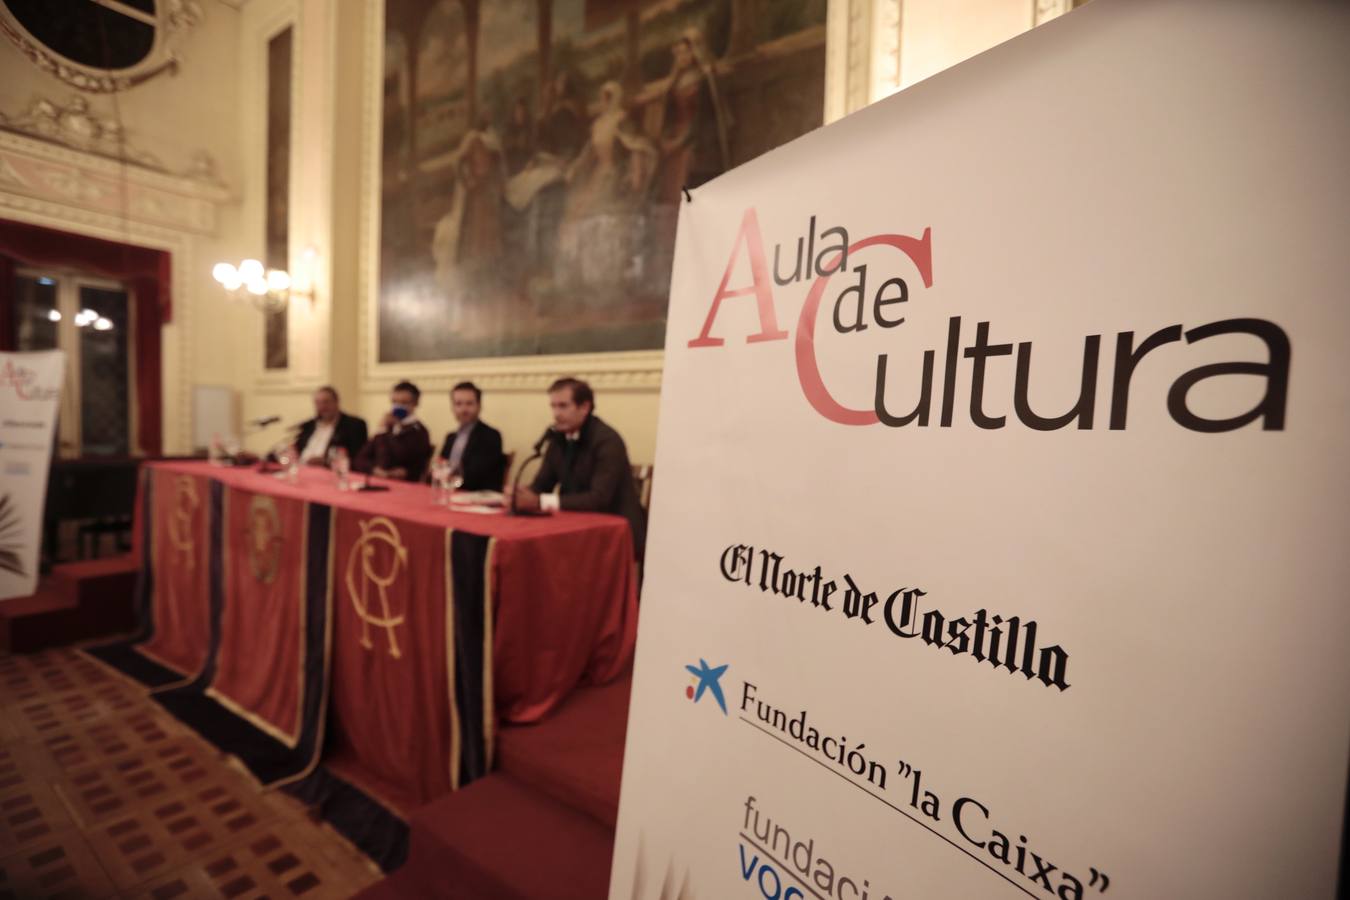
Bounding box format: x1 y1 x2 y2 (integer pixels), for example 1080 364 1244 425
685 659 729 714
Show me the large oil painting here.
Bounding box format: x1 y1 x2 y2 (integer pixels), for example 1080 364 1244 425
378 0 827 362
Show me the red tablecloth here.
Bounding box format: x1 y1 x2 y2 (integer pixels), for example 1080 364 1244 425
131 460 638 811
137 468 213 678
211 487 308 746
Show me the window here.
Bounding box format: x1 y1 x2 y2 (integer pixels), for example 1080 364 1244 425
2 0 155 70
10 269 135 457
0 0 202 93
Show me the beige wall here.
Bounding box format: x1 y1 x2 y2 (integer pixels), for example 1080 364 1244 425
1 0 1069 467
901 0 1036 88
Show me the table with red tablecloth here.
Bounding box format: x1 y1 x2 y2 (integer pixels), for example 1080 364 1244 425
86 460 638 828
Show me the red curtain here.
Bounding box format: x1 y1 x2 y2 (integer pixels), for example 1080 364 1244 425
0 254 13 352
0 219 169 456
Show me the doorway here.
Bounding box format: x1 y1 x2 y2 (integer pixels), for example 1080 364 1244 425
9 268 136 458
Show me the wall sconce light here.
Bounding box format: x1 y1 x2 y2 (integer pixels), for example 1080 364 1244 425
211 248 317 310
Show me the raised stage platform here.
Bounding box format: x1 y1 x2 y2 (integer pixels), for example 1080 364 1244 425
357 671 633 899
0 555 138 654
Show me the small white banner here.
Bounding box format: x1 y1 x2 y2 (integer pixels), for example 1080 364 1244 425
613 1 1349 899
0 350 65 600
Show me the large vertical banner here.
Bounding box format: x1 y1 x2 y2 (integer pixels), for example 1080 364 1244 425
0 350 64 601
613 2 1350 899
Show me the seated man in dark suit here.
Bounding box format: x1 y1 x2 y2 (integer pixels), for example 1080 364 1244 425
353 380 433 482
437 381 505 491
295 385 368 466
513 377 647 560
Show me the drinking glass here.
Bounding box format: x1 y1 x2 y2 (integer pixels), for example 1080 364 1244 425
431 458 451 505
330 446 351 490
277 445 298 483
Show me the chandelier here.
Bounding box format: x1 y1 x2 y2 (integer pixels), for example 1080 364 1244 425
211 249 315 311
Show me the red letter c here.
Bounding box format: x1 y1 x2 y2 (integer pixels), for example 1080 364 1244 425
794 230 934 425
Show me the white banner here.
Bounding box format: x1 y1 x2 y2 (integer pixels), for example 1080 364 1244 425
0 350 65 600
613 2 1349 899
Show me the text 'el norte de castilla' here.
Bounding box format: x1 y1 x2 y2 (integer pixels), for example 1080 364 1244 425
720 543 1071 691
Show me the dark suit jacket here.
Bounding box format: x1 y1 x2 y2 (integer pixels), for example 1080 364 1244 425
353 420 433 482
437 420 505 491
295 413 367 463
530 414 646 560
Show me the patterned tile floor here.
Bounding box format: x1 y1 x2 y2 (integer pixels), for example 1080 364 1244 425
0 648 382 900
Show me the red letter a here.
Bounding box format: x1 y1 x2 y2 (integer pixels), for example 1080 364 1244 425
688 208 789 348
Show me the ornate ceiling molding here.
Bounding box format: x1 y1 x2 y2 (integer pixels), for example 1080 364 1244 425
0 0 205 94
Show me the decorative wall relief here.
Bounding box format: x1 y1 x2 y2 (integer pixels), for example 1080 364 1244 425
0 128 228 236
378 0 829 363
0 93 224 185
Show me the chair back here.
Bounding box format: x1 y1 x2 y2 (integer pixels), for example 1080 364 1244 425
501 451 516 492
631 464 654 509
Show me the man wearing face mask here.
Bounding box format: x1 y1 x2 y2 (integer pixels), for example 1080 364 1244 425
353 380 433 482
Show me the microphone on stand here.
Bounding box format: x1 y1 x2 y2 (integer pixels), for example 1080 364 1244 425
532 426 553 454
510 426 554 516
259 419 306 465
357 470 388 492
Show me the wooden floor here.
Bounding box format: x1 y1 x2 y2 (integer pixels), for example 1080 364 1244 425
0 648 381 900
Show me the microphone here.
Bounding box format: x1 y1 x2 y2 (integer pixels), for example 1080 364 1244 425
249 415 281 427
511 425 554 516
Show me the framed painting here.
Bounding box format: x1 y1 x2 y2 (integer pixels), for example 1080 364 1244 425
372 0 829 366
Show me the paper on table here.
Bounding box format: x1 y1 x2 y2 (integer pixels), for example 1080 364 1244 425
452 490 504 506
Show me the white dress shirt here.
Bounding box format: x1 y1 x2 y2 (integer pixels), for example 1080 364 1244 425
300 419 336 462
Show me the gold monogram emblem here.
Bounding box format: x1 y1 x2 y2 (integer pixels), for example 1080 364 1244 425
247 495 282 584
344 517 408 658
167 476 199 567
